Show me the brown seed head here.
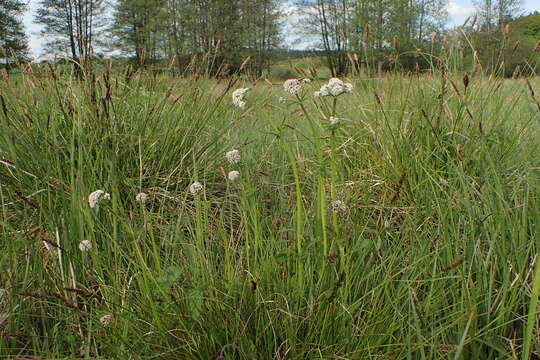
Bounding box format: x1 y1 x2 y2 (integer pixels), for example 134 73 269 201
456 144 463 161
512 65 521 79
393 35 400 50
502 23 510 36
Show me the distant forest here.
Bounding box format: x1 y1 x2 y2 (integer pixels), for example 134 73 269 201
1 0 539 76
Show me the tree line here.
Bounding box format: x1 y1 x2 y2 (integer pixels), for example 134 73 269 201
30 0 281 76
295 0 448 75
0 0 30 63
0 0 535 76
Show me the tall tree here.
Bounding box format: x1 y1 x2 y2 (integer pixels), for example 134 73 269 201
295 0 447 75
495 0 523 26
474 0 522 31
474 0 496 31
237 0 282 76
112 0 281 76
414 0 447 42
295 0 355 76
112 0 168 65
35 0 105 68
0 0 30 63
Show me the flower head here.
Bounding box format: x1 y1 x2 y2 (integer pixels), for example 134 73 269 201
189 182 203 196
135 192 148 204
283 79 302 96
228 170 240 182
330 200 347 214
88 190 110 208
79 240 92 252
315 78 353 98
100 314 113 327
302 78 312 84
232 88 249 109
329 116 340 126
226 149 241 164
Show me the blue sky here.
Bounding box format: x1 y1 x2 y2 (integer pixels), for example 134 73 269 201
22 0 540 58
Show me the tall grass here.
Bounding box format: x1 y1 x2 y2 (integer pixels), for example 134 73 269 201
0 66 538 358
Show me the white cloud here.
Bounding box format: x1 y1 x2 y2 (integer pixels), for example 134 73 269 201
22 0 45 58
446 0 477 26
280 3 321 50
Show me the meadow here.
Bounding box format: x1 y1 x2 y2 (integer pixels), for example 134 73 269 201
0 66 539 359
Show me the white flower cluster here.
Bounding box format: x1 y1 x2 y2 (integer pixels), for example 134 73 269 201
329 116 340 126
330 200 347 213
79 239 92 252
314 78 353 97
226 149 241 164
232 88 249 109
226 149 241 182
283 79 302 96
228 170 240 182
189 181 203 196
135 192 148 204
88 190 110 208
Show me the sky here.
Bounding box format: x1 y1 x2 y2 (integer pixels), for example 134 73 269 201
22 0 540 58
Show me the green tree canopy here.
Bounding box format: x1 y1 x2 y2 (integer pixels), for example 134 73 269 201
0 0 30 62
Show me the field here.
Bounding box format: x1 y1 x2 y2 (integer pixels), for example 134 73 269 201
0 67 539 359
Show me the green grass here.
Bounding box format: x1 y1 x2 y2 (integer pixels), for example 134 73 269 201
270 56 332 80
0 68 539 359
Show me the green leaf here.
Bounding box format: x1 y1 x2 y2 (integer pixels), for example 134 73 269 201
187 288 203 320
157 265 182 292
